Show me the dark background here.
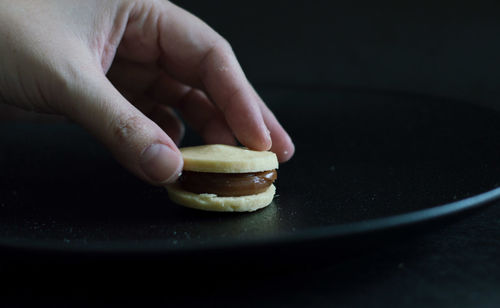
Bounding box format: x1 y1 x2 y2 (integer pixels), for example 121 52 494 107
5 0 500 306
172 1 500 307
177 0 500 108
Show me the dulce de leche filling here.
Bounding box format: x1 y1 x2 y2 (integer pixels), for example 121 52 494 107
179 170 277 197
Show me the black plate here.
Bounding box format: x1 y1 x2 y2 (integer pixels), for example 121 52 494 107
1 87 500 255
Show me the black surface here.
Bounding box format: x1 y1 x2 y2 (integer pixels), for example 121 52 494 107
2 200 500 307
1 87 500 255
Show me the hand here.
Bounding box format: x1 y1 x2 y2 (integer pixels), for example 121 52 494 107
0 0 294 184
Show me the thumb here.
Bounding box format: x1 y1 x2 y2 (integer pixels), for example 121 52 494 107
59 70 183 185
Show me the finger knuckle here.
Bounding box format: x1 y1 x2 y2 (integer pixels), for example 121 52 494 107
112 114 148 143
214 37 233 55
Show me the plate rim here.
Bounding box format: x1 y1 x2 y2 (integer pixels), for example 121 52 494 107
2 88 500 255
1 186 499 254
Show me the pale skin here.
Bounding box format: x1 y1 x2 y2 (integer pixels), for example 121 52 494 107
0 0 295 184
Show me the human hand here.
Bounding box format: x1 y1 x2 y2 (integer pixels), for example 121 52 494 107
0 0 294 185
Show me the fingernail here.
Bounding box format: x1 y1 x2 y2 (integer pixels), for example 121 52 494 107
140 144 182 184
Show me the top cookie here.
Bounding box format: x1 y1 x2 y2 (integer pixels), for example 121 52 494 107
181 144 278 173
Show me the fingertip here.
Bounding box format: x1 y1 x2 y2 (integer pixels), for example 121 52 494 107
277 139 295 162
260 126 273 151
140 143 183 185
255 100 294 161
65 69 185 186
238 124 272 151
272 132 295 163
262 126 273 150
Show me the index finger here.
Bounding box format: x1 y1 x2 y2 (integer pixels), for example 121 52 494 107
156 2 272 150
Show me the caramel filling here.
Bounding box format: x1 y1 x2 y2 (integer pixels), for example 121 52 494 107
179 170 277 197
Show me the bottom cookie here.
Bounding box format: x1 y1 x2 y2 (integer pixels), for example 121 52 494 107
166 184 276 212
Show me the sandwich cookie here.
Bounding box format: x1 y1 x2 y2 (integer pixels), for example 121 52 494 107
166 144 278 212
